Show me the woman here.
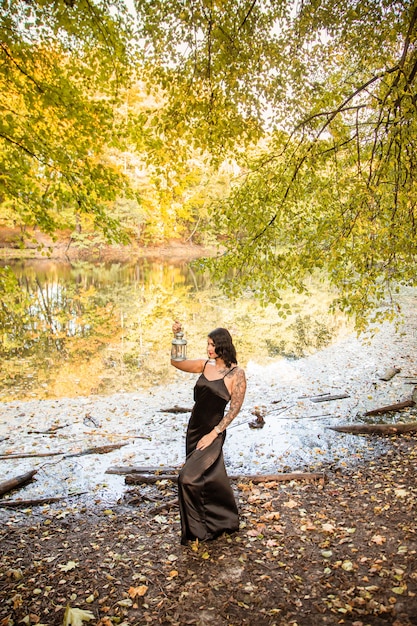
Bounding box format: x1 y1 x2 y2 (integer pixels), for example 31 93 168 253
171 322 247 544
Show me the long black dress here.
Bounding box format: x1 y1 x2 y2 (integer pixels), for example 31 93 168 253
178 365 239 544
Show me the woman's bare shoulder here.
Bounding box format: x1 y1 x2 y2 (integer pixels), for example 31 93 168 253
227 365 245 378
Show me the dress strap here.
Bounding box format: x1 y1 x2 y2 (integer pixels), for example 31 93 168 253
202 359 209 373
223 366 237 378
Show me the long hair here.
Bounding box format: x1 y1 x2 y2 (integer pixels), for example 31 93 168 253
208 328 237 368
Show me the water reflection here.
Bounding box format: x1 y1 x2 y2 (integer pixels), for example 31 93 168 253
0 259 349 401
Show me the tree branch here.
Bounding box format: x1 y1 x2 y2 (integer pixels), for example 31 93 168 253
240 0 257 30
0 43 44 93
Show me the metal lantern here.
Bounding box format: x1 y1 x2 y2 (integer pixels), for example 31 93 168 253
171 330 187 361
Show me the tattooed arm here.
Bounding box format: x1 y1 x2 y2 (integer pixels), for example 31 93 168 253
216 367 247 432
195 367 247 450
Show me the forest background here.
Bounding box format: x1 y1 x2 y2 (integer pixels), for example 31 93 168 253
1 5 417 625
1 0 417 331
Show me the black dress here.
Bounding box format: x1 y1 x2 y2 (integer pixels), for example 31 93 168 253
178 365 239 544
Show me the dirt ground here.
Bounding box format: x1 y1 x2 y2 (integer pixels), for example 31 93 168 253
1 433 416 626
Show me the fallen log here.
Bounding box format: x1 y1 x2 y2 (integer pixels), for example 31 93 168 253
0 470 38 497
125 472 325 485
329 422 417 435
364 399 415 416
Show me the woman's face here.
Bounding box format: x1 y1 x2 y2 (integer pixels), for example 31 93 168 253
207 337 217 360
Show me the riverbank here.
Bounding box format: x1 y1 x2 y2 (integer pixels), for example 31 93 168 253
0 227 215 262
0 287 416 512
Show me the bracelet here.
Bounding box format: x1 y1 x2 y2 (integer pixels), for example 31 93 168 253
214 425 222 435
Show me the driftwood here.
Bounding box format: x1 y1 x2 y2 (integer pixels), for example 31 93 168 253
364 399 415 416
329 422 417 435
27 424 69 435
310 393 350 403
125 472 325 485
0 493 86 508
0 452 65 460
0 470 38 497
83 414 101 428
149 498 178 514
106 465 179 475
82 432 150 439
0 443 129 462
160 406 191 414
65 443 128 458
126 474 178 484
379 367 401 381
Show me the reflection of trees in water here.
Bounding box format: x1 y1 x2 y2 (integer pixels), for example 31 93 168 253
1 266 114 396
1 273 113 358
0 261 348 400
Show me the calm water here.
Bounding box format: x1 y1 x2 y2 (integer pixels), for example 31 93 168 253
0 258 349 401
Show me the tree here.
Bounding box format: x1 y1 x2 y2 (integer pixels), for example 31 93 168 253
136 0 417 326
0 0 138 241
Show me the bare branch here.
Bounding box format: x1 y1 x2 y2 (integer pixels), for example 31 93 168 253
240 0 257 30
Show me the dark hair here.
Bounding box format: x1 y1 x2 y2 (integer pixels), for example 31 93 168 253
208 328 237 368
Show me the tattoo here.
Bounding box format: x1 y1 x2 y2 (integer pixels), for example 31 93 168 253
217 368 246 431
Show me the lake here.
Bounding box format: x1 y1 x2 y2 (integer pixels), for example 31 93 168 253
0 257 350 402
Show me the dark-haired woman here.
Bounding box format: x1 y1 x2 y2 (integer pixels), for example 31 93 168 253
171 322 247 544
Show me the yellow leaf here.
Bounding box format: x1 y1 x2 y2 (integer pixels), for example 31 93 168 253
283 499 298 509
262 511 281 520
322 523 336 533
128 585 148 598
58 561 78 572
371 534 386 545
63 606 95 626
321 550 333 559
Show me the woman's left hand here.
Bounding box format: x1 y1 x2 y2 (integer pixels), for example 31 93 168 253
196 431 218 450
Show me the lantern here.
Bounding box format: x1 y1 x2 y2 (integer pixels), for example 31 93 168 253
171 330 187 361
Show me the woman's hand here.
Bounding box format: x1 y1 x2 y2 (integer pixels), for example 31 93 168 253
172 320 182 335
196 431 218 450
